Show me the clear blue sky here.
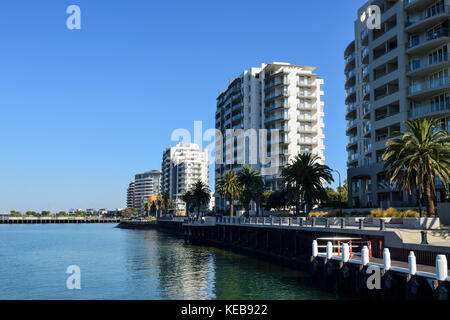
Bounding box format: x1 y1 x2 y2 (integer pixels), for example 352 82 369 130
0 0 364 212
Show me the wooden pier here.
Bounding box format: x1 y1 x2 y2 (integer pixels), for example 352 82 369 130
0 216 121 224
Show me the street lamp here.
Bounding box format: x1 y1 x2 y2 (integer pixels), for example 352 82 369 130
332 169 343 216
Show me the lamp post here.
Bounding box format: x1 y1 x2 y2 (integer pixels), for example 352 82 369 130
333 169 343 217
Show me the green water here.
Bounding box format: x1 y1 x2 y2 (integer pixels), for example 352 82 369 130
0 224 337 300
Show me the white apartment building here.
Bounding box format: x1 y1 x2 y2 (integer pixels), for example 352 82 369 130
132 170 162 212
215 62 325 210
126 182 135 208
345 0 449 208
161 142 209 213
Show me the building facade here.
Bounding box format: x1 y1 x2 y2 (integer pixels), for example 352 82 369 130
132 170 162 212
161 142 209 213
215 62 325 210
126 182 135 208
345 0 449 208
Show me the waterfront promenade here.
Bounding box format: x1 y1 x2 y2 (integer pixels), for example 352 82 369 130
150 215 450 299
0 216 120 224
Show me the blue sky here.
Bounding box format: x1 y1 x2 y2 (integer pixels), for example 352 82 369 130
0 0 363 212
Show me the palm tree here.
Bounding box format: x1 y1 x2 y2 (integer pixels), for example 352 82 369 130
382 118 449 216
181 190 194 217
191 180 211 218
162 192 171 216
281 153 334 216
217 171 241 217
143 197 153 217
238 166 265 216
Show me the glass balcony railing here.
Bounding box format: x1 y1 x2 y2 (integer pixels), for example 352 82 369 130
348 153 358 162
346 85 356 97
408 53 449 72
346 102 357 113
409 101 450 117
348 136 358 145
345 52 355 64
347 119 358 129
409 77 449 95
346 68 356 81
405 5 450 28
407 28 449 50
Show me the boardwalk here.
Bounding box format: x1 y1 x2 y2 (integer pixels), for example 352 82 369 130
0 216 121 224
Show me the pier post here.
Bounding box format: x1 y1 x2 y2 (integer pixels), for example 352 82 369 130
312 240 318 257
383 248 391 270
421 231 429 245
436 255 448 281
380 219 385 231
340 218 345 229
326 242 333 259
342 243 350 262
311 218 316 228
299 218 303 227
408 251 417 275
325 218 330 228
359 219 364 230
361 246 369 266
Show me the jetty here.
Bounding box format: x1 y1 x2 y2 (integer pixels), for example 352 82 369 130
0 216 120 224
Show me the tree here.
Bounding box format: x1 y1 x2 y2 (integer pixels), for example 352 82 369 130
238 166 265 217
143 197 153 217
9 210 21 216
41 210 51 216
121 207 137 217
181 191 194 217
26 211 37 216
383 118 449 216
281 153 334 216
217 171 241 217
57 211 67 217
191 180 211 218
162 192 171 216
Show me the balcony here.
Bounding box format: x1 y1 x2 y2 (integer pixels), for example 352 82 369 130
299 139 318 146
409 101 450 118
231 102 243 112
265 91 289 102
298 102 315 111
346 102 357 116
298 114 318 122
363 102 371 118
231 113 244 123
298 126 317 134
362 47 369 64
363 121 372 136
345 52 356 64
408 77 449 98
407 53 449 77
362 84 371 100
347 136 358 149
264 113 287 125
348 153 359 163
346 119 358 132
265 78 288 91
345 52 356 72
405 5 450 33
265 102 290 113
297 91 314 99
297 79 316 87
406 28 450 55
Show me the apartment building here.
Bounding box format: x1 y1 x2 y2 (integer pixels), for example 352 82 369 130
215 62 325 210
345 0 449 208
132 170 162 212
126 182 135 208
161 142 209 213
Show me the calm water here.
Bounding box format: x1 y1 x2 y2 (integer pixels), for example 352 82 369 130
0 224 336 300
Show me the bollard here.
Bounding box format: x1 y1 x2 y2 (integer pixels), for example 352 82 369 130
421 231 429 245
325 218 330 228
311 218 316 227
342 243 350 262
279 217 282 226
359 219 364 230
340 218 345 229
326 242 333 259
436 255 448 281
299 218 303 227
361 246 369 266
270 217 273 225
380 219 385 231
312 240 318 257
383 248 391 270
408 251 416 276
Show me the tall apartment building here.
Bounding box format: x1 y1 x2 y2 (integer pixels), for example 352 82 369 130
132 170 162 212
161 142 209 213
126 182 135 208
345 0 449 208
215 62 325 210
